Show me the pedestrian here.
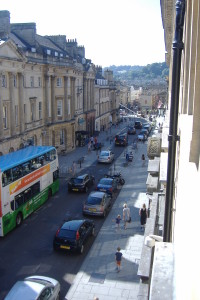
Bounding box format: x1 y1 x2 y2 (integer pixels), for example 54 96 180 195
113 214 121 230
139 203 148 230
141 154 145 166
123 203 130 229
72 161 76 176
90 136 94 149
115 247 123 272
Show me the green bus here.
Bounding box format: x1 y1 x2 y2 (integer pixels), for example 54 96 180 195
0 146 59 236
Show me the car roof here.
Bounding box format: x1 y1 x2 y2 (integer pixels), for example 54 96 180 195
99 177 113 182
5 280 44 300
61 220 85 230
89 191 106 197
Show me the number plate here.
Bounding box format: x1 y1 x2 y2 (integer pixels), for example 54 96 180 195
89 208 97 212
72 188 79 191
60 245 70 250
100 189 106 192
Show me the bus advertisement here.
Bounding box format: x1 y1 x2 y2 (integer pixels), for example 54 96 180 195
0 146 59 236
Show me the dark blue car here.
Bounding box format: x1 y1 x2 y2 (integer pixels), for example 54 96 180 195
96 177 118 197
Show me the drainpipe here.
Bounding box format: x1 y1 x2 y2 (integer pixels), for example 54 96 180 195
163 0 185 242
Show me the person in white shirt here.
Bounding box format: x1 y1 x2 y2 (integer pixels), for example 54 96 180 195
123 203 130 229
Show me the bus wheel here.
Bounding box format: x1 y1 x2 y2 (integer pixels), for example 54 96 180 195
16 213 23 227
48 189 52 199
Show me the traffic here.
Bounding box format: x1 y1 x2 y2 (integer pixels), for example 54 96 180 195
0 116 154 299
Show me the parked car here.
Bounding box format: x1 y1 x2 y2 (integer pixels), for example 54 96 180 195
68 173 95 193
140 128 149 137
4 275 60 300
143 123 152 133
53 219 95 254
96 177 118 196
127 126 136 135
97 150 114 164
83 191 112 217
138 133 147 141
134 121 143 129
115 133 128 146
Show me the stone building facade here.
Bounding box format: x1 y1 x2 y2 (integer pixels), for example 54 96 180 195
0 10 96 155
140 1 200 299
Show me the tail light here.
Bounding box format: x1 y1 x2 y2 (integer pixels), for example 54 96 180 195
108 157 110 160
76 231 80 240
100 206 104 212
109 187 113 192
56 228 60 237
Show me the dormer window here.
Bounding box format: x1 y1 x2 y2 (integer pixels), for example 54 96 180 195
60 53 63 57
55 52 58 57
31 48 36 53
47 49 51 55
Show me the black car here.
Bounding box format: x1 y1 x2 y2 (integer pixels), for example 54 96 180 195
68 173 95 193
134 121 143 129
115 133 128 146
53 219 95 254
127 126 136 135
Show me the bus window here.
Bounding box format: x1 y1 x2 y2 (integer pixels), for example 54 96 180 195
15 194 24 208
32 182 40 196
53 170 59 181
24 188 32 202
3 169 12 186
22 162 31 175
10 200 15 211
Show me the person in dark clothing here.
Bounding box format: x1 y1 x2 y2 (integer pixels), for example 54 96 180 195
115 247 123 272
139 203 148 230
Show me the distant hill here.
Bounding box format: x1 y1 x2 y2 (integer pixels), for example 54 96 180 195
103 62 169 85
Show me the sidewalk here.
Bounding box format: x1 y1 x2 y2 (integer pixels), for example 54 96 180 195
58 124 126 178
64 134 149 300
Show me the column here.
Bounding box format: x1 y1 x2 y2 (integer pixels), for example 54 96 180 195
50 76 56 123
8 72 15 136
64 76 68 120
44 74 49 125
18 73 25 133
83 78 87 112
70 76 75 118
0 74 4 139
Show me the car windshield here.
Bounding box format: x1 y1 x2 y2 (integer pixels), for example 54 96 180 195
86 196 102 205
99 178 112 185
71 178 83 184
100 152 109 156
118 135 125 139
59 229 76 238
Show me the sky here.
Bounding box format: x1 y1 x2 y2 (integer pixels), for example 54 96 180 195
1 0 166 68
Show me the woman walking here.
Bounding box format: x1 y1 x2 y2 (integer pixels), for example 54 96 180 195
139 203 148 230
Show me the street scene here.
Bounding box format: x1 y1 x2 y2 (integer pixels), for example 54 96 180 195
0 116 156 300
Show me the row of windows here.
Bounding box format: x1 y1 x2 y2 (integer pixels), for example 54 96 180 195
11 182 40 211
3 102 42 129
1 74 68 88
2 150 56 187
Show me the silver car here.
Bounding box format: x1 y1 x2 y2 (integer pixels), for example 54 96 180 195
83 191 112 217
5 275 60 300
97 150 114 163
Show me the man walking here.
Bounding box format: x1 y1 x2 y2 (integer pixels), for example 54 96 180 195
123 203 130 229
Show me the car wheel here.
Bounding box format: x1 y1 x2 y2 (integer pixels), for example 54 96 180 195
16 213 23 227
85 186 88 193
79 244 84 254
120 178 125 185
